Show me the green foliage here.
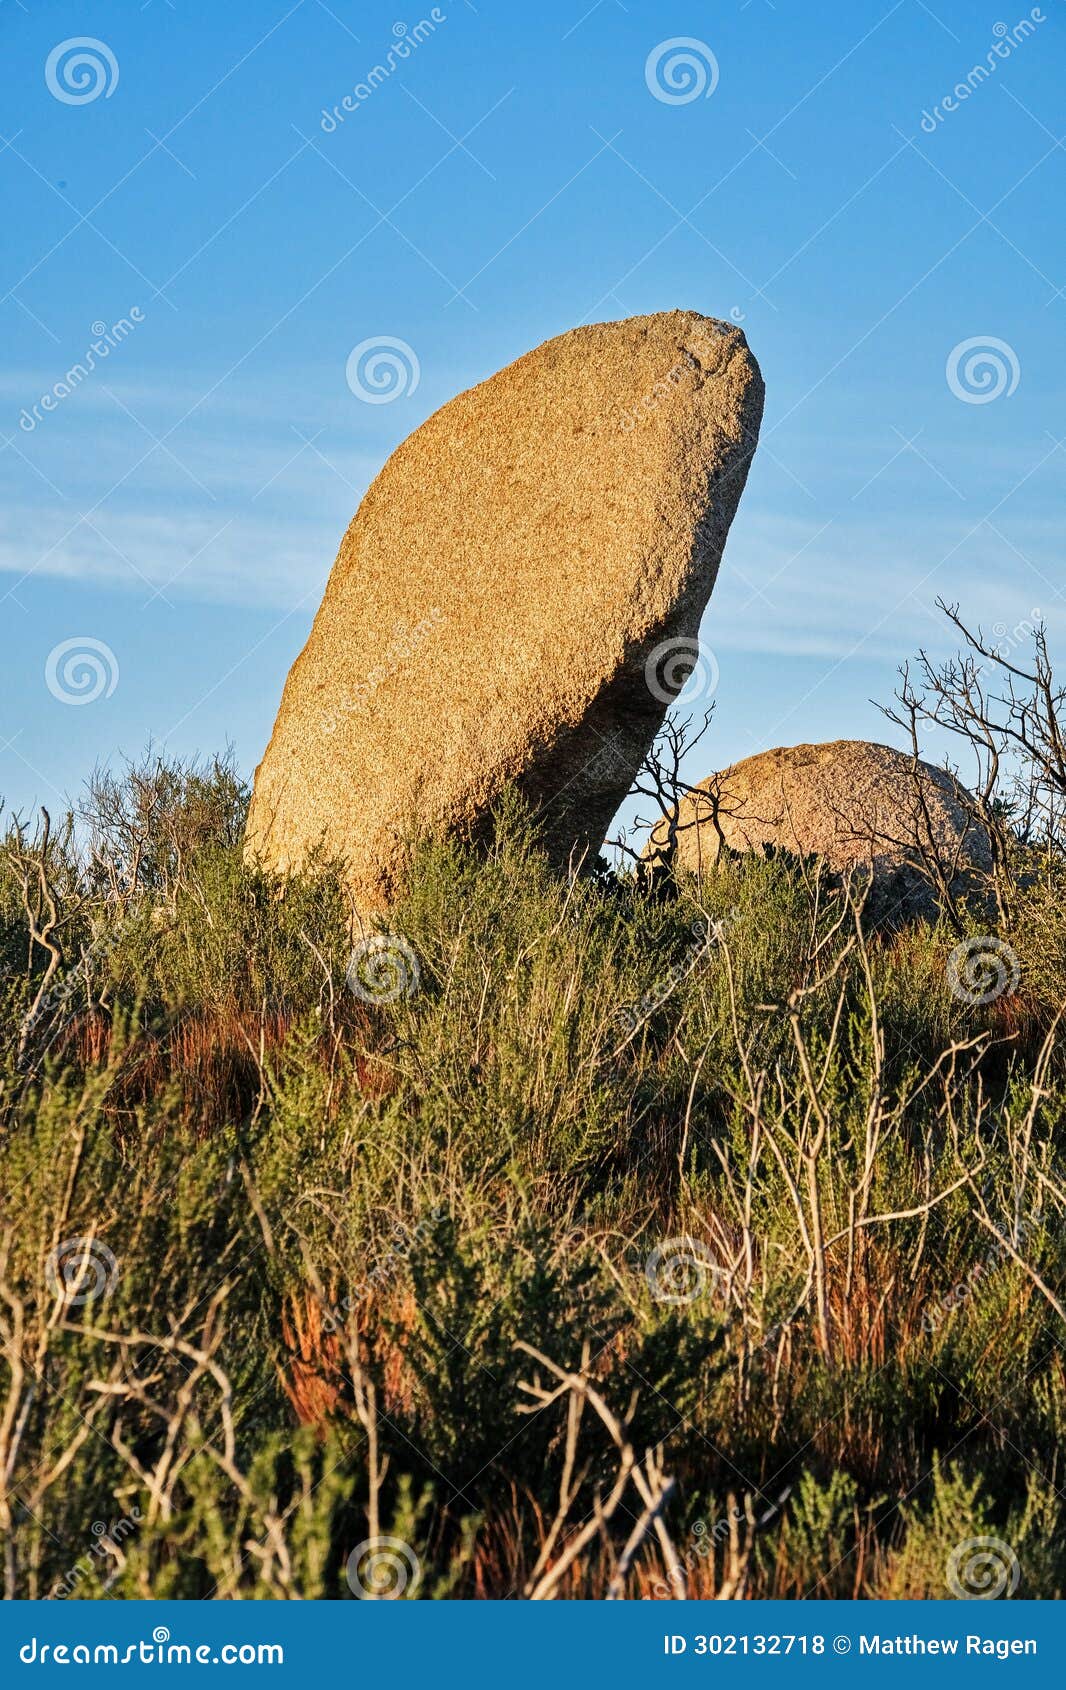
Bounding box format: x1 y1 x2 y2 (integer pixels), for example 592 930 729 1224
1 755 1065 1598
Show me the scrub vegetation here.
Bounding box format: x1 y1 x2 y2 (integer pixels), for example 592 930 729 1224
2 611 1064 1600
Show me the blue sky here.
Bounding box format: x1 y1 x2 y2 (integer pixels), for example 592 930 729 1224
2 0 1064 828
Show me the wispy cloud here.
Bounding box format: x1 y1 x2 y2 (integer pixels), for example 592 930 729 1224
708 508 1064 662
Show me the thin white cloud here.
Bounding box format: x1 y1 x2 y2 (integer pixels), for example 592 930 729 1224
707 506 1065 662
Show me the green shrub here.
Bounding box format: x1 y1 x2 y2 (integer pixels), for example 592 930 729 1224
1 757 1064 1597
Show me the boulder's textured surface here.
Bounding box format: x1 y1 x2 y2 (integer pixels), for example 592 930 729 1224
647 740 991 920
246 310 764 910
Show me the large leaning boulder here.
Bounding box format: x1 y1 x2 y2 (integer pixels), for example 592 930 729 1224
246 311 764 911
646 740 992 920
